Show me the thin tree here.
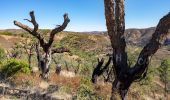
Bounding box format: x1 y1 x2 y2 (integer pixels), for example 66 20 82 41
14 11 70 79
92 0 170 99
19 38 36 70
158 59 170 99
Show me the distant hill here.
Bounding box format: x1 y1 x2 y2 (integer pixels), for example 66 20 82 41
0 29 25 34
124 27 156 46
125 27 170 46
1 27 170 46
82 27 170 46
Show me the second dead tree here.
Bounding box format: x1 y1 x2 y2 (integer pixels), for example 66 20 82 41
14 11 70 79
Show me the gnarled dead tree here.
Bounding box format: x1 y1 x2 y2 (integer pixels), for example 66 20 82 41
92 0 170 99
92 56 112 83
14 11 70 79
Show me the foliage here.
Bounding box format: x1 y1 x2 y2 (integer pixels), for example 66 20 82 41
139 66 155 86
127 46 141 67
56 33 106 59
73 77 103 100
53 33 101 76
158 59 170 83
73 84 104 100
80 76 93 87
78 62 93 76
59 85 72 94
0 47 6 63
157 59 170 92
1 59 31 78
0 29 167 99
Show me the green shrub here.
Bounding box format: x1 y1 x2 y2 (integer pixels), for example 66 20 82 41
127 46 140 67
58 33 97 59
59 85 72 94
73 77 103 100
139 66 155 86
0 47 6 63
80 76 93 87
74 84 103 100
79 63 93 76
1 59 31 78
157 59 170 95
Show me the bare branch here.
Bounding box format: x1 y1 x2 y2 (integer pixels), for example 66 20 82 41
101 56 112 71
132 12 170 80
93 58 104 74
14 11 47 51
14 11 38 33
29 11 39 32
48 13 70 47
24 19 31 23
92 57 112 83
14 21 32 33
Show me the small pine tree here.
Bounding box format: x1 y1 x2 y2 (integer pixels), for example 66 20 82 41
158 59 170 98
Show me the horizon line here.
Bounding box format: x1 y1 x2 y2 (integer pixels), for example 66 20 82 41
0 26 156 32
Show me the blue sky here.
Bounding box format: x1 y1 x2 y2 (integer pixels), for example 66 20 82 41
0 0 170 32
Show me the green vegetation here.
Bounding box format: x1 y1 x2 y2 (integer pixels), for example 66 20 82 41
73 77 103 100
158 59 170 97
158 59 170 85
0 30 168 99
58 33 96 58
1 59 31 78
0 32 13 36
0 47 6 63
53 32 107 76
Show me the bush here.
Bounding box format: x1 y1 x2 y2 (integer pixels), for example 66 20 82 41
1 59 31 78
157 59 170 95
73 77 103 100
139 66 155 86
0 47 6 63
79 64 93 76
74 84 103 100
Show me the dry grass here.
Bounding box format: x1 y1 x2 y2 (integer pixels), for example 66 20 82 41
49 73 80 92
10 72 42 87
94 83 112 97
8 72 113 98
5 72 170 100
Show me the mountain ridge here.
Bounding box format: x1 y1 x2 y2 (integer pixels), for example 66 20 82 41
0 27 170 46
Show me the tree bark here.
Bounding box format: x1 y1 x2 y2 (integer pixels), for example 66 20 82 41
28 45 34 70
35 42 42 71
92 0 170 99
40 49 52 79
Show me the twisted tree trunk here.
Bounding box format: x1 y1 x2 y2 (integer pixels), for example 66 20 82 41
92 0 170 99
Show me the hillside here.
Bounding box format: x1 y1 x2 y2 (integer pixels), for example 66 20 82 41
0 29 169 99
1 27 170 47
125 27 170 46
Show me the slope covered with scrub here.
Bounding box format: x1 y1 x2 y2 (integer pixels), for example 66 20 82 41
0 29 169 99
